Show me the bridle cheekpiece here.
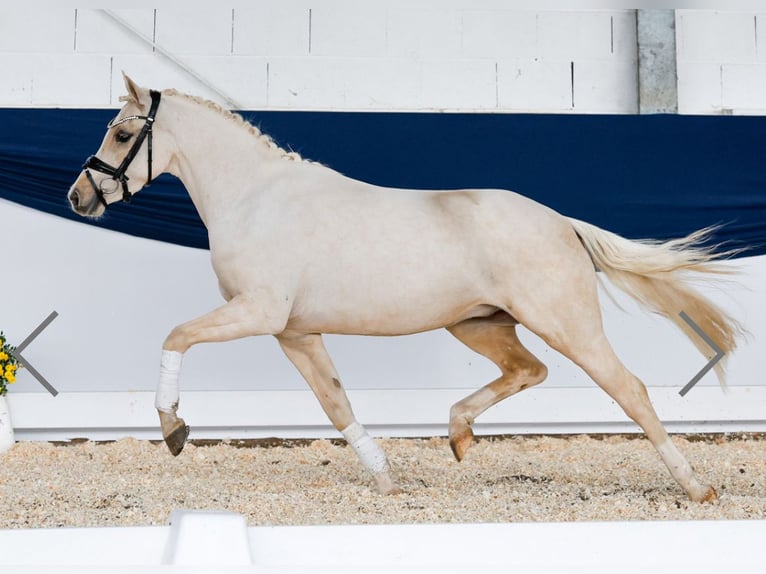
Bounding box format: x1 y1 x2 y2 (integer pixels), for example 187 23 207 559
82 89 162 207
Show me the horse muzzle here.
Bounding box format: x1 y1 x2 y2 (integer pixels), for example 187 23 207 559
68 181 105 218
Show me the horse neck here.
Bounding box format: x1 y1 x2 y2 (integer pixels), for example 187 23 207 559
162 95 281 227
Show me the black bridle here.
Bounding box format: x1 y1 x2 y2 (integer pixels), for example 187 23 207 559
83 90 161 207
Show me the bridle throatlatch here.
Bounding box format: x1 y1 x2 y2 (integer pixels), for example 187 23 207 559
82 89 162 207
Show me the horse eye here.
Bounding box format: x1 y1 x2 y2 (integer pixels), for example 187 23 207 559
116 130 132 143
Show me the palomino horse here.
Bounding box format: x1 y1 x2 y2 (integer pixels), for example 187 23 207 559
68 75 740 502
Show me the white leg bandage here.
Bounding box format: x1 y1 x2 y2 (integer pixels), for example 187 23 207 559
342 421 390 475
155 350 184 413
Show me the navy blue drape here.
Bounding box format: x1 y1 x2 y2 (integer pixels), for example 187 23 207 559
1 109 764 256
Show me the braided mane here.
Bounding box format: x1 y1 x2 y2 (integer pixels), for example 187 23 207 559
162 89 305 162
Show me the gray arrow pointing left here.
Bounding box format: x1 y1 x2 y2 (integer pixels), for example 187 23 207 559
9 311 59 397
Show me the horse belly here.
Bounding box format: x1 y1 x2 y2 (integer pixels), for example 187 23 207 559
287 260 498 335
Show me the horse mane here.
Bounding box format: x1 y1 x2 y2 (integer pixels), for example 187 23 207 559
162 89 306 163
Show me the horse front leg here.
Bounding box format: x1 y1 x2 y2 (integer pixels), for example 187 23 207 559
277 331 400 495
157 293 288 455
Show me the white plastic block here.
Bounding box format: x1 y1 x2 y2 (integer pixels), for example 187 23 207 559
163 510 252 565
610 10 638 62
154 8 233 55
75 9 154 54
268 57 420 110
386 8 463 59
538 11 619 61
572 59 637 113
309 5 388 57
756 13 766 61
0 54 111 107
462 10 538 60
342 59 422 109
0 7 75 53
722 63 766 112
267 57 347 109
677 10 757 63
0 55 36 105
497 59 572 112
33 55 112 106
419 59 497 110
677 62 723 114
233 6 310 56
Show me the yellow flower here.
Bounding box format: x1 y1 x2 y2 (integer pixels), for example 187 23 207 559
6 373 14 384
0 352 7 361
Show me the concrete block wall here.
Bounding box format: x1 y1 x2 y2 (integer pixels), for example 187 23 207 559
677 10 766 114
0 4 637 113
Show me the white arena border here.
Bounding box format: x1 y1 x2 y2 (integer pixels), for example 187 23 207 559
8 385 766 441
0 509 763 570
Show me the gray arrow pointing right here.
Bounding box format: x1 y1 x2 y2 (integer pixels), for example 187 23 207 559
678 311 725 397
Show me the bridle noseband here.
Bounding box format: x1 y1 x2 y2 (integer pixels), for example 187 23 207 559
83 90 161 207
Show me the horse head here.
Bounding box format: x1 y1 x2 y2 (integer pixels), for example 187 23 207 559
68 73 170 217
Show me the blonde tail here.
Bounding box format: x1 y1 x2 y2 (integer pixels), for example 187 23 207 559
568 217 743 387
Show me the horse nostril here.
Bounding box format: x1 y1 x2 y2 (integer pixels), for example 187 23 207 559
69 189 80 208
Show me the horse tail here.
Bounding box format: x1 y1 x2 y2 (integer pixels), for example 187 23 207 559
567 217 743 387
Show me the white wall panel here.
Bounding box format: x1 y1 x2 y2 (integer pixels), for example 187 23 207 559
574 60 638 113
75 9 154 55
419 59 497 109
154 9 233 56
677 62 722 114
233 6 309 57
0 56 42 106
757 13 766 61
0 54 111 107
677 11 757 64
0 7 74 53
268 57 426 110
676 10 766 114
267 57 349 109
0 6 642 113
461 11 538 60
538 11 619 61
385 8 463 59
497 60 572 112
309 5 388 57
340 59 422 109
722 64 766 112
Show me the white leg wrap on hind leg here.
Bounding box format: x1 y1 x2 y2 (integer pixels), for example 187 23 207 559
342 422 390 475
155 350 184 413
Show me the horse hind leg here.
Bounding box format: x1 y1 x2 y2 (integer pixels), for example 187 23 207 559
514 282 717 502
559 334 717 503
446 313 548 461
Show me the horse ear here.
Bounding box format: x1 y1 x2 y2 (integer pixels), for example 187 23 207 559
122 72 147 106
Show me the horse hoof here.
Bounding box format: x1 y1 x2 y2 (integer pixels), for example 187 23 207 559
449 426 474 462
700 486 718 504
373 472 401 495
164 421 190 457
